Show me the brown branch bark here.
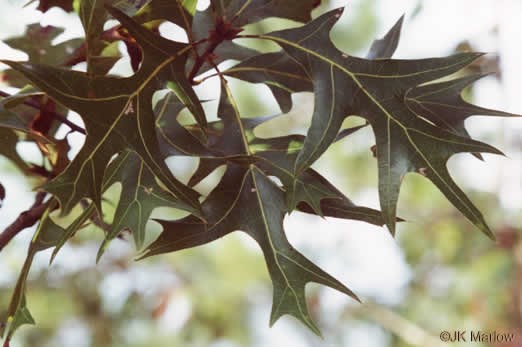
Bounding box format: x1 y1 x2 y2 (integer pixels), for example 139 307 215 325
0 191 48 252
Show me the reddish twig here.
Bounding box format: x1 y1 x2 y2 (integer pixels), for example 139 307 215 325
188 39 222 84
0 191 48 252
187 18 243 84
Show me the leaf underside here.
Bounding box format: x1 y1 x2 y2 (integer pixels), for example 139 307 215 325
0 0 519 339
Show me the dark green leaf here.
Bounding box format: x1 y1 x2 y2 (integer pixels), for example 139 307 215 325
140 164 358 336
154 92 211 157
97 150 199 259
208 0 320 27
405 73 521 160
249 127 384 225
49 201 95 264
222 13 405 112
133 0 198 29
262 8 504 237
224 51 312 113
79 0 114 74
80 0 136 75
1 6 205 218
51 91 209 262
366 15 404 59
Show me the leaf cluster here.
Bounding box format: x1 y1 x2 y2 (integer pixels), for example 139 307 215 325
0 0 519 342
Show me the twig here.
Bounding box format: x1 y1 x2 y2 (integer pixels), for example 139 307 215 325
0 90 86 135
188 40 222 84
187 21 242 84
0 191 48 252
357 302 448 347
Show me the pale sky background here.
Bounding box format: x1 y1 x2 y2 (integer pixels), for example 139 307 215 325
0 0 521 346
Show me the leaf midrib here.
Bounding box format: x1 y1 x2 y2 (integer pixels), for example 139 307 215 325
250 166 311 324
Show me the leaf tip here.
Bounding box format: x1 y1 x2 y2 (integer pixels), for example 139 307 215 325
134 248 151 261
49 250 58 265
95 240 110 264
387 223 397 237
332 7 345 20
479 221 496 241
473 52 488 59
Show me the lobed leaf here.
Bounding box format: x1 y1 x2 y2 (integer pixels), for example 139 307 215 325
97 150 199 260
207 0 320 27
223 14 405 112
141 164 358 335
366 15 404 59
1 6 207 219
1 1 518 340
259 8 506 238
405 73 521 160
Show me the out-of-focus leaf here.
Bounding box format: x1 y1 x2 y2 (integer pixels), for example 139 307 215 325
47 138 71 175
4 24 81 65
0 93 52 144
262 8 506 238
114 0 149 16
1 24 84 87
29 98 56 136
0 128 29 172
0 70 30 89
1 6 205 217
133 0 198 28
86 41 123 75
